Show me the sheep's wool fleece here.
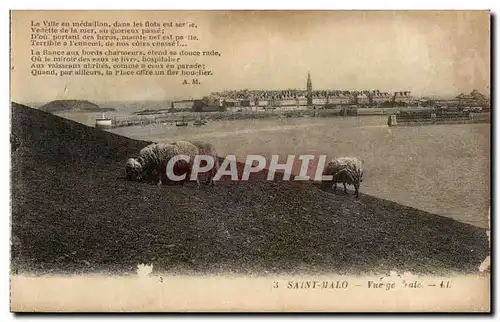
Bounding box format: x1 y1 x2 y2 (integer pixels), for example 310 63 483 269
171 141 200 160
190 140 219 168
190 141 217 156
137 143 160 168
324 157 363 178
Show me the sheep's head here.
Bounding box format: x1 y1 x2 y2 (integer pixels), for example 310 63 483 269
125 158 142 180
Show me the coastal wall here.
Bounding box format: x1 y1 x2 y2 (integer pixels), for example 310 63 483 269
113 108 346 127
388 111 491 127
111 106 486 129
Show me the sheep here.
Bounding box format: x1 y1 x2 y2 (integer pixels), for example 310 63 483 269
128 141 219 187
125 142 200 186
322 157 364 198
189 140 220 185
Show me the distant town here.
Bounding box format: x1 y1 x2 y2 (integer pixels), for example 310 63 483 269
37 72 490 129
172 73 490 113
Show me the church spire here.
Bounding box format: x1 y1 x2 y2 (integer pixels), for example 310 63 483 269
306 72 313 105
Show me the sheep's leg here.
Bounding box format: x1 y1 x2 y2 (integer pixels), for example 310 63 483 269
209 169 216 186
343 182 347 193
333 183 337 192
355 182 360 198
212 162 219 186
156 170 163 186
157 170 164 186
187 168 200 189
191 172 200 189
158 165 168 186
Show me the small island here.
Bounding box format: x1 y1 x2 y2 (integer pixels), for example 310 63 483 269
39 100 116 113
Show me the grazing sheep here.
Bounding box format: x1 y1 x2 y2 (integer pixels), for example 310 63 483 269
127 141 208 187
322 157 364 198
136 141 198 186
190 140 220 185
126 142 200 186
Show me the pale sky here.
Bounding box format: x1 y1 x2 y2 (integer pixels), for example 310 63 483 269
11 10 490 103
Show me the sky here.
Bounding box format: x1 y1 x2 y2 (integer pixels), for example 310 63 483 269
10 10 491 103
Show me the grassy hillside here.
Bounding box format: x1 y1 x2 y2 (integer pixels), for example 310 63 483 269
10 102 489 276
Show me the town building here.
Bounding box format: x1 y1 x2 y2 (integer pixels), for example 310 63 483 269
393 91 414 104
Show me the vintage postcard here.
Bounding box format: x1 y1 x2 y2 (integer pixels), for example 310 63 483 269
10 10 491 312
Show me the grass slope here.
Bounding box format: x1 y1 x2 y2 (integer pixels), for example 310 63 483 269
10 102 489 276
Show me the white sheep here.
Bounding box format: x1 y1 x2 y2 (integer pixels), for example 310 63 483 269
322 157 364 198
190 140 220 185
127 141 209 187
